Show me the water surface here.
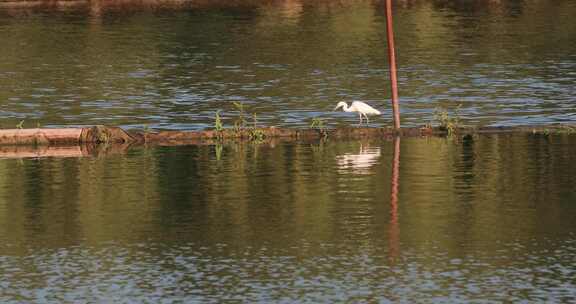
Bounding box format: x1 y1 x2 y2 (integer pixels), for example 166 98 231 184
0 134 575 302
1 0 575 129
1 1 575 301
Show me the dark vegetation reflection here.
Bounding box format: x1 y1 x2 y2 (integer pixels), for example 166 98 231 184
0 134 575 301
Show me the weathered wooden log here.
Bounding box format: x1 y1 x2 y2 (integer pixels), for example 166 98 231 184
0 124 574 150
80 125 136 144
131 126 434 144
0 128 83 145
0 126 136 146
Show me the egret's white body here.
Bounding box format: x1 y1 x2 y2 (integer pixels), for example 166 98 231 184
334 101 381 124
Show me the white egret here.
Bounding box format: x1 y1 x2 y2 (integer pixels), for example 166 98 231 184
334 101 381 124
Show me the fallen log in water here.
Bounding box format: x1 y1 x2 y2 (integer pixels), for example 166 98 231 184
0 124 575 145
135 124 576 143
0 126 134 145
0 128 83 145
0 124 574 159
133 126 431 143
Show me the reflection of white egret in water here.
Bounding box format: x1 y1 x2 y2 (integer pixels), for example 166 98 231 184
336 144 381 175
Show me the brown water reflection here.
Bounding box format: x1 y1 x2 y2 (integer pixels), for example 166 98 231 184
0 134 575 301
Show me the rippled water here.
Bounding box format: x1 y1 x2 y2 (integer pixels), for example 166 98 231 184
1 0 575 129
0 134 575 302
1 0 576 301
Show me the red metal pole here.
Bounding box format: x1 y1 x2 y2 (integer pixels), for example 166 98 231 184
385 0 401 129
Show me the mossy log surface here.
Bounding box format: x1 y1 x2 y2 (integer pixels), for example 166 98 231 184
0 124 574 158
0 124 574 146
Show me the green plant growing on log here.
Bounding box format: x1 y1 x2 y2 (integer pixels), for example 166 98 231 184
233 101 248 132
16 120 24 129
248 113 265 142
249 129 265 142
142 124 152 142
310 117 325 129
434 105 462 136
310 116 328 139
532 125 576 136
228 101 266 142
214 110 224 132
252 112 258 129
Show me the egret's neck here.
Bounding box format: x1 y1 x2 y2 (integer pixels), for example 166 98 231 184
341 104 351 112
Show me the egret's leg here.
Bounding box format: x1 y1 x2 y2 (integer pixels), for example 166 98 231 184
365 114 370 124
358 113 363 125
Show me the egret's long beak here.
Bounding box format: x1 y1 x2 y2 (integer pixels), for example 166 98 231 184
333 105 340 111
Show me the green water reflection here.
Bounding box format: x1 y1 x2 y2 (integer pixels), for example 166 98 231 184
0 134 574 301
1 0 575 129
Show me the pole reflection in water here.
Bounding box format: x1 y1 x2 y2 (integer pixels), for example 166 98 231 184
388 136 400 263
